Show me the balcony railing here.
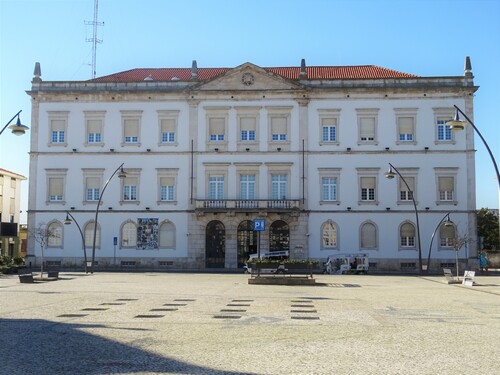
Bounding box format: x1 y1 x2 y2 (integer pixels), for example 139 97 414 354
195 199 301 211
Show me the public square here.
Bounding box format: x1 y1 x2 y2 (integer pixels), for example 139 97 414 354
1 272 499 375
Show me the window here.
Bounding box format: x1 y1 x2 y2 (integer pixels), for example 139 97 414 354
123 177 138 201
48 111 69 145
240 117 256 141
437 118 452 141
121 221 137 247
161 119 176 143
160 177 175 201
271 174 287 199
84 222 100 248
209 176 224 199
48 177 64 202
440 223 455 247
400 222 416 247
360 177 375 201
322 119 337 142
322 177 337 201
357 109 379 144
360 222 377 249
124 119 139 143
270 116 287 141
121 111 142 145
322 221 338 248
399 176 415 201
438 176 454 201
47 222 63 247
398 117 415 142
158 110 179 145
84 111 105 145
209 118 225 141
159 221 176 248
240 175 255 200
85 177 100 201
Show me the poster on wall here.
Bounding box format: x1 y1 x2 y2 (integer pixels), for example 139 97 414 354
137 218 159 250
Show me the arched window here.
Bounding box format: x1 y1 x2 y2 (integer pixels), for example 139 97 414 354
84 222 100 249
237 220 257 267
322 220 337 249
269 220 289 252
122 221 137 248
400 222 415 248
159 221 176 248
440 223 455 247
47 221 63 247
360 221 377 249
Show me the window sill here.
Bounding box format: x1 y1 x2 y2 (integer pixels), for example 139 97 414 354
358 200 379 205
120 200 141 205
319 200 341 205
435 200 458 206
157 200 177 205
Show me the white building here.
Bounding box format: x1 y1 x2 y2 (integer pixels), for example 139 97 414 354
26 58 478 273
0 168 26 257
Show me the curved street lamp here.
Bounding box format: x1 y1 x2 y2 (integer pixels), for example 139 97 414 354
64 211 88 273
90 163 127 274
385 163 423 275
447 105 499 188
0 110 30 136
426 212 454 274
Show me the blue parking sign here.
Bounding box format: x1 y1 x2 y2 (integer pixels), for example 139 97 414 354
253 219 265 231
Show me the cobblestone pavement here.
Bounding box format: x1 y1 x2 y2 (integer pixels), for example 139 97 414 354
1 272 499 375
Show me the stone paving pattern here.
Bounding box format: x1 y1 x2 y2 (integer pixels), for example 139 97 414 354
1 272 499 374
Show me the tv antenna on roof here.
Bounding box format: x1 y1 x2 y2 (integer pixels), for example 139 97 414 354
85 0 104 79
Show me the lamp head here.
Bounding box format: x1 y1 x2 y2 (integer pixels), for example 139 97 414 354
8 115 30 136
443 214 454 227
63 213 72 225
446 110 466 131
385 167 396 179
118 167 127 179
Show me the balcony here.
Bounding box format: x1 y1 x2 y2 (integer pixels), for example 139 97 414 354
195 199 301 213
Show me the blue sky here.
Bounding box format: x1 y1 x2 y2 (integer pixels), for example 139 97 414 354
1 0 499 222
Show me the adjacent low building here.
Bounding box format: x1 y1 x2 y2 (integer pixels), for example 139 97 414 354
26 58 478 272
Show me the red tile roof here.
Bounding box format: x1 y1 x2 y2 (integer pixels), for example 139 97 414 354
91 65 418 82
0 168 26 179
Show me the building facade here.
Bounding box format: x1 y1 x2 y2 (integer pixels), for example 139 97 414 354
26 59 478 272
0 168 26 258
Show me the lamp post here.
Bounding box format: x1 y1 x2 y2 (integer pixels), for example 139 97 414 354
0 110 30 136
385 163 423 275
426 212 454 274
64 211 88 273
447 105 499 188
90 163 127 274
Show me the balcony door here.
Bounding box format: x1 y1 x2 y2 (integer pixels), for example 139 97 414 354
269 220 289 252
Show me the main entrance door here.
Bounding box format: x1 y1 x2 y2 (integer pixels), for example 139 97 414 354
205 220 225 268
237 220 257 268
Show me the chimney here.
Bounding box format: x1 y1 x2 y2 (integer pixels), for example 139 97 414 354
299 58 307 79
191 60 198 81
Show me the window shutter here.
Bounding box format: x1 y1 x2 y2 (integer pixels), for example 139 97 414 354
87 119 101 133
361 223 376 248
124 119 138 137
271 117 287 134
161 119 175 133
240 117 256 131
321 118 336 127
209 118 225 134
49 178 63 195
160 177 175 186
400 176 414 191
86 177 100 189
51 119 65 131
398 117 414 134
439 177 454 191
361 177 375 189
401 223 415 237
360 117 375 138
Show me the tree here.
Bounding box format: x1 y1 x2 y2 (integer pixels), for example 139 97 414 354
477 208 499 251
28 223 59 278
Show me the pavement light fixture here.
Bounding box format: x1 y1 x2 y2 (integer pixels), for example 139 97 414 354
64 211 88 273
426 213 454 274
0 110 30 136
90 163 127 274
385 163 423 275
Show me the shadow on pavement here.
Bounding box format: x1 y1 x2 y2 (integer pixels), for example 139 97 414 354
1 318 254 375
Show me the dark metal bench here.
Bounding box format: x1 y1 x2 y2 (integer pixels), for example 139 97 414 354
18 268 34 283
46 266 60 279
